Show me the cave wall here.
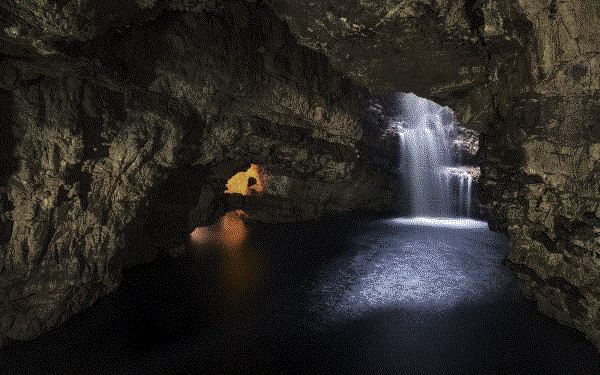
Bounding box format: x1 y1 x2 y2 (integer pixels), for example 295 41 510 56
262 0 600 349
480 1 600 347
1 0 600 352
0 1 398 346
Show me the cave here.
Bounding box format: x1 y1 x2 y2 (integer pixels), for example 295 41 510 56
2 0 600 373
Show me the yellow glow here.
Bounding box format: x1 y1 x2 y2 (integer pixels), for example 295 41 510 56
189 211 248 248
224 164 265 195
189 211 260 300
220 241 259 298
217 211 256 297
218 210 248 248
190 226 212 246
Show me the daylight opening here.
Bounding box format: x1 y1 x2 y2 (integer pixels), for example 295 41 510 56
377 92 480 218
224 164 267 196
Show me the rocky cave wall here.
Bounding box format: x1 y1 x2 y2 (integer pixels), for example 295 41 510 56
2 0 600 352
0 0 399 346
480 1 600 347
266 0 600 349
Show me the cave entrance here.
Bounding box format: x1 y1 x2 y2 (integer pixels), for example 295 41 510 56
189 164 268 247
189 163 269 249
224 164 267 196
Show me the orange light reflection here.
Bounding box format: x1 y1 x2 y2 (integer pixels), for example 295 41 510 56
218 210 248 248
190 226 213 246
189 210 260 300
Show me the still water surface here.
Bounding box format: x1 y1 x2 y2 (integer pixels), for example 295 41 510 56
2 214 599 374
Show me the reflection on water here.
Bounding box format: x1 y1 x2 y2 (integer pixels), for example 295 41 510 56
190 226 211 245
391 216 489 229
219 210 249 248
190 210 249 248
3 215 600 374
309 217 511 326
190 211 260 299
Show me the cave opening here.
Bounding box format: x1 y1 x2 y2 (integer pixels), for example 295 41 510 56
224 164 266 196
372 92 482 219
189 163 268 249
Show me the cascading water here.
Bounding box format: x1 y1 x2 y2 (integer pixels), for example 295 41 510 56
393 93 474 217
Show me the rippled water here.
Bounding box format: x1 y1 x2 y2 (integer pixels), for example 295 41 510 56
2 215 599 374
394 93 473 217
308 218 509 328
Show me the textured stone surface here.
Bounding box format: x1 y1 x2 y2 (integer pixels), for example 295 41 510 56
451 126 479 165
263 0 535 132
265 0 489 97
479 91 600 346
475 0 600 349
1 0 600 354
0 1 396 346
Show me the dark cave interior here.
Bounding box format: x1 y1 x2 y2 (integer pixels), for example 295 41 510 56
1 0 600 373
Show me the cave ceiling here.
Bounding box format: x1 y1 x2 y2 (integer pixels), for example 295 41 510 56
0 0 534 132
2 0 600 356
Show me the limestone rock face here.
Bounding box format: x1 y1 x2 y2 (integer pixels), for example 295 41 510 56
450 125 479 165
475 0 600 349
263 0 535 132
2 0 600 354
264 0 488 97
0 70 189 342
479 92 600 347
0 1 396 346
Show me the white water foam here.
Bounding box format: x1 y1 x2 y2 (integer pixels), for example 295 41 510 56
390 217 488 229
396 93 473 217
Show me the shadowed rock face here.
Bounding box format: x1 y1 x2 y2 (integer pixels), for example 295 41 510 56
264 0 534 133
0 1 397 346
266 0 490 95
1 0 600 352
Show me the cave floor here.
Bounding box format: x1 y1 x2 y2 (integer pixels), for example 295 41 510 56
2 215 599 374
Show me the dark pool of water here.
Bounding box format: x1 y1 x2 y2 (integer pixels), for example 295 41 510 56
2 214 599 374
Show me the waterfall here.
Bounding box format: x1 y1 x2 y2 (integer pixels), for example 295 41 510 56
394 93 473 218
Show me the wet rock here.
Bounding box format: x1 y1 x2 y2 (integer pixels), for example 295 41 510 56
265 0 489 99
450 126 479 164
479 85 600 349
